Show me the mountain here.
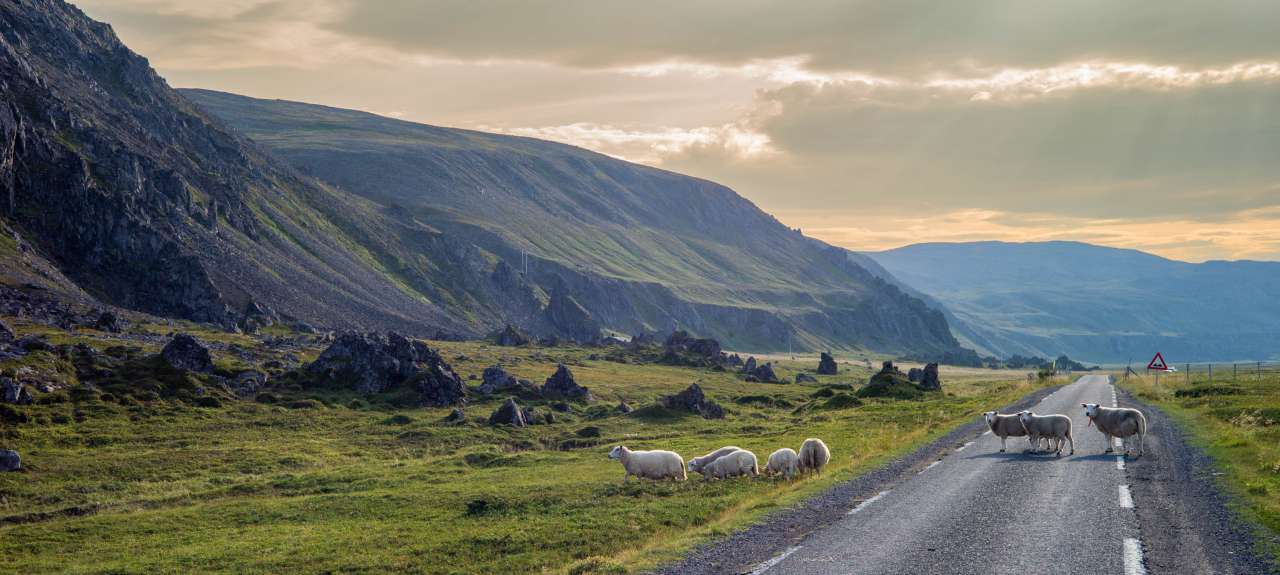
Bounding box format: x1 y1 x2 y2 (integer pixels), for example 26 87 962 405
0 0 963 355
867 241 1280 363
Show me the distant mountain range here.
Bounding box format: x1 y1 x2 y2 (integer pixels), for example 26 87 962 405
0 0 965 357
867 241 1280 363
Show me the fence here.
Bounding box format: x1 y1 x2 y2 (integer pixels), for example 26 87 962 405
1124 360 1280 385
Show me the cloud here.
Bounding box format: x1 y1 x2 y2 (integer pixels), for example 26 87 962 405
488 122 774 165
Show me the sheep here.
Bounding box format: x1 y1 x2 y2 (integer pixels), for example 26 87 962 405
798 438 830 474
1017 411 1074 456
983 411 1030 452
1081 403 1148 457
764 448 799 479
607 445 686 483
687 445 743 477
701 448 759 481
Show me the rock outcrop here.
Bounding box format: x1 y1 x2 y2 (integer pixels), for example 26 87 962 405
1 378 32 405
477 365 536 396
541 364 591 401
858 361 932 399
0 450 19 472
493 324 531 347
307 332 465 406
817 352 838 375
94 312 124 333
907 367 923 382
662 383 725 419
0 320 14 343
745 361 781 384
741 356 758 374
659 330 727 367
488 398 528 427
918 363 942 391
544 292 601 343
795 373 818 383
161 334 214 373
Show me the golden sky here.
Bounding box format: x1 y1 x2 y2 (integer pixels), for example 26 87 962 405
77 0 1280 261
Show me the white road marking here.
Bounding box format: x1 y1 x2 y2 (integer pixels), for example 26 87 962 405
847 491 890 515
748 545 803 575
1119 485 1134 508
956 441 975 452
1123 538 1147 575
1114 437 1124 449
1116 456 1126 471
919 461 941 474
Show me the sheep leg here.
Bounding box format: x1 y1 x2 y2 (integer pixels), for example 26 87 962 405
622 471 631 484
1067 433 1075 456
1104 433 1114 454
999 436 1007 453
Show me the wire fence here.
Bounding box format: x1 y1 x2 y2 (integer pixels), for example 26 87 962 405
1123 360 1280 385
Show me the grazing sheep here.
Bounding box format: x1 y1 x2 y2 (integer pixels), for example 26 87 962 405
798 438 831 474
1017 411 1074 456
607 446 687 483
983 411 1031 452
1081 403 1148 457
701 448 759 481
687 445 743 477
765 448 799 479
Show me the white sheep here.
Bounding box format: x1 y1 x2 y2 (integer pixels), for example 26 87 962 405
764 448 799 479
687 445 743 477
1017 411 1074 456
798 438 830 474
701 448 759 481
607 445 687 483
983 411 1031 452
1081 403 1148 457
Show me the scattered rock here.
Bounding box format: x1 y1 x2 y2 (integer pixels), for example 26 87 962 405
741 356 758 374
307 332 465 406
660 330 725 367
488 398 527 427
229 371 267 397
161 334 213 372
0 450 19 472
726 353 744 367
795 373 818 383
616 400 634 414
2 378 33 405
94 311 124 333
907 368 923 382
493 324 531 347
445 408 467 424
817 352 838 375
478 365 535 395
745 361 781 384
918 363 942 391
550 402 572 413
16 336 52 352
541 363 591 401
0 319 16 343
662 383 725 419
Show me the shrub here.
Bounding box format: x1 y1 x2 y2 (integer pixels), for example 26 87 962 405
1174 385 1244 398
255 393 280 404
381 414 414 425
575 426 601 438
192 396 222 408
284 399 320 410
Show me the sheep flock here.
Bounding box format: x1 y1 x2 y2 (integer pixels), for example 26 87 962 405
607 438 829 483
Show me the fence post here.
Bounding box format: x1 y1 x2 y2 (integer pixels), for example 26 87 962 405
1233 363 1237 381
1260 362 1264 380
1186 364 1191 386
1209 364 1213 384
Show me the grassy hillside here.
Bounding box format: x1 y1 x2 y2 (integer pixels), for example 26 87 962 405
868 241 1280 363
181 89 964 355
1120 370 1280 567
0 319 1036 574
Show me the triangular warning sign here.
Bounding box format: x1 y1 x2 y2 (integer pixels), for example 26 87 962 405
1147 352 1169 371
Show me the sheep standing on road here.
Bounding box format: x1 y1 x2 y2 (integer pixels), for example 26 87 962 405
702 449 759 481
687 445 743 478
1017 411 1074 456
983 411 1030 453
798 438 830 474
765 448 799 479
608 446 687 483
1081 403 1148 457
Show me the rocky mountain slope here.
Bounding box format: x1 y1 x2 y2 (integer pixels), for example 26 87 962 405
0 0 965 356
868 241 1280 363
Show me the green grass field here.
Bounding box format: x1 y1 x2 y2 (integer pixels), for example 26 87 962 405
1 323 1041 574
1120 370 1280 567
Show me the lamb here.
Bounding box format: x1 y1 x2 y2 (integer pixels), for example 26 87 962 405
687 445 743 477
607 445 687 483
983 411 1030 452
701 448 759 481
764 448 799 479
797 438 831 474
1081 403 1148 457
1017 411 1074 456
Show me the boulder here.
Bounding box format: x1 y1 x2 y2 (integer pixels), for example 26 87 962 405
919 363 942 391
0 450 19 472
493 324 531 347
543 292 601 343
662 383 725 419
161 334 213 372
741 356 758 374
229 371 267 397
445 408 467 424
746 361 781 384
307 332 466 406
488 398 528 427
17 336 52 352
94 311 124 333
0 319 14 343
907 368 923 382
795 373 818 383
726 353 744 367
1 378 32 405
541 363 591 401
478 365 526 395
858 361 924 399
660 330 727 367
616 400 634 414
817 352 838 375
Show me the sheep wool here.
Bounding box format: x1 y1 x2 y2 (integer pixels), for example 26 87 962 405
608 446 687 482
798 438 830 474
765 448 799 479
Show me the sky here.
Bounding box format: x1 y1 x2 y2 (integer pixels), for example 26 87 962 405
76 0 1280 262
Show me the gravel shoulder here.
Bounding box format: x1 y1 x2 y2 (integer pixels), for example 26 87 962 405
1120 387 1277 574
652 384 1060 575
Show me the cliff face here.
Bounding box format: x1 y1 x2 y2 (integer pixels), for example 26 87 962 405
0 0 966 356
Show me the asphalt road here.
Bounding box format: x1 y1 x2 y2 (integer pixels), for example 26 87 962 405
658 375 1274 575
